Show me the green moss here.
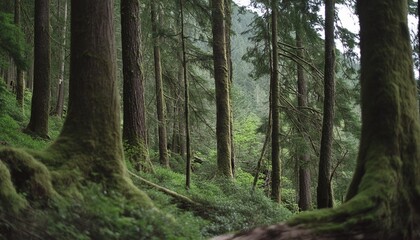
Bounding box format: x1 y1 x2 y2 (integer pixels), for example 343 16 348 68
124 141 154 173
0 147 58 203
113 175 154 208
0 161 27 213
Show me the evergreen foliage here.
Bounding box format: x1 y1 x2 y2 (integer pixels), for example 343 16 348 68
2 0 411 238
0 11 28 70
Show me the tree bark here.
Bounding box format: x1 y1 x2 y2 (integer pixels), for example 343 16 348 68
296 29 312 211
151 1 169 168
26 0 50 138
45 0 151 198
317 0 335 209
270 0 281 203
120 0 151 171
211 0 233 178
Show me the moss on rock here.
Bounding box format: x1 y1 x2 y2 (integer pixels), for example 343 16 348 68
0 147 58 206
0 161 27 213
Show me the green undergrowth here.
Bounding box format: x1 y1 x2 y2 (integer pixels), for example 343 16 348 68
0 84 293 239
137 164 293 237
0 83 62 149
1 184 201 240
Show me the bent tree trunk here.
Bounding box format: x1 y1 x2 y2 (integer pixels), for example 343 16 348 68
214 0 420 239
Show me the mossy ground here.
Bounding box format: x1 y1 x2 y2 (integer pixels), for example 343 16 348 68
0 83 293 239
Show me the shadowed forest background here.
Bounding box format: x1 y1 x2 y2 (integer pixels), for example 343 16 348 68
0 0 420 239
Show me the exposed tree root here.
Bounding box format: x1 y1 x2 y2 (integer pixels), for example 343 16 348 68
0 146 155 216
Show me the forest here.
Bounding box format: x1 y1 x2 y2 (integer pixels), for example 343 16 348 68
0 0 419 239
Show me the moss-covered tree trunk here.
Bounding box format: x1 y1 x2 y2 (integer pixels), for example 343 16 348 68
270 0 281 203
46 0 148 196
151 1 169 168
211 0 233 178
214 0 420 239
317 0 335 209
26 0 50 138
120 0 151 171
296 28 311 211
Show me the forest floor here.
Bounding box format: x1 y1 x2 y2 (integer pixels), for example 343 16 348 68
0 84 294 239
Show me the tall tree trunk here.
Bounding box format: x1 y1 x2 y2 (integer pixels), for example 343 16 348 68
417 0 420 113
52 0 68 118
296 28 312 211
211 0 233 178
179 0 192 188
225 0 235 177
121 0 151 171
26 0 50 138
171 12 186 157
270 0 281 203
15 0 24 110
45 0 151 203
317 0 335 209
151 1 169 168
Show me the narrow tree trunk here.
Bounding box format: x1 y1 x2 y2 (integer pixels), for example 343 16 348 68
252 109 271 191
296 29 312 211
26 0 50 138
171 20 187 157
151 2 169 168
121 0 151 171
317 0 335 209
417 0 420 113
54 0 68 117
225 0 235 177
270 0 281 203
52 0 68 118
15 0 24 110
27 60 33 91
211 0 233 178
179 0 192 188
